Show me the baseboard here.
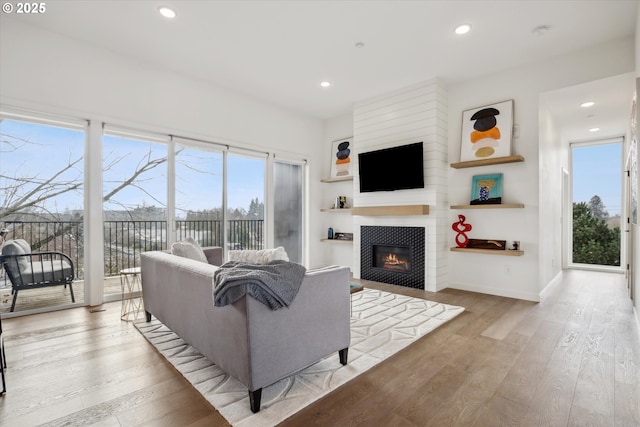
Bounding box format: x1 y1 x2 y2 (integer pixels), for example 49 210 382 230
538 270 563 301
447 282 540 302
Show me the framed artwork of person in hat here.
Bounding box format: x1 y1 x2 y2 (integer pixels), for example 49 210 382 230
460 99 514 162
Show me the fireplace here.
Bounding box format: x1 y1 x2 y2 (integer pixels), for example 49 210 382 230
361 226 425 289
373 245 411 272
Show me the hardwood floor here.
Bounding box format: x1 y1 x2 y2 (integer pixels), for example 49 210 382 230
0 270 638 426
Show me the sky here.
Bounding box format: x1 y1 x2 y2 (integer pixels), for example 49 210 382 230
572 142 622 217
1 119 265 215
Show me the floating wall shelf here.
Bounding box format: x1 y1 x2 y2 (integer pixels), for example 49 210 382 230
320 208 352 213
450 155 525 169
321 239 353 243
351 205 430 216
320 176 354 183
450 247 524 256
450 203 525 209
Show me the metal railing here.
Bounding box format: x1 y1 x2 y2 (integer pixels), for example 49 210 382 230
2 221 84 279
2 219 264 281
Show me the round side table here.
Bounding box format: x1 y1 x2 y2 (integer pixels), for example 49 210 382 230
120 267 143 321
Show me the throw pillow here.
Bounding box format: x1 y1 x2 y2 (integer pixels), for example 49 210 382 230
228 246 289 264
171 237 208 263
1 239 30 279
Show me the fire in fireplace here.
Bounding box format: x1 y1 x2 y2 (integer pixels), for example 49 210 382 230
373 245 411 272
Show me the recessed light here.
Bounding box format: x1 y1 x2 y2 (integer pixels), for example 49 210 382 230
581 101 595 108
589 127 600 132
455 24 471 35
355 42 365 49
158 6 176 19
320 81 331 88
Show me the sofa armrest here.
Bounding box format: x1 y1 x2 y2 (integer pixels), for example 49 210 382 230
245 265 351 390
202 246 223 266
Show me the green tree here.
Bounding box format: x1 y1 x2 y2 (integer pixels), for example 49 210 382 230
588 195 609 220
573 201 620 266
247 197 264 220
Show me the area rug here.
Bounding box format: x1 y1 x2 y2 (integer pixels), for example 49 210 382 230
134 288 464 426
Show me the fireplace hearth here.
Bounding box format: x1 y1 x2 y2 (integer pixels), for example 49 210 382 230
361 226 425 289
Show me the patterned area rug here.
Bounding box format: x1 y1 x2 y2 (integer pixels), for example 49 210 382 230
134 288 464 426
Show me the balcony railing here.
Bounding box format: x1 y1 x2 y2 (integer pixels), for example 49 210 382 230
2 219 264 281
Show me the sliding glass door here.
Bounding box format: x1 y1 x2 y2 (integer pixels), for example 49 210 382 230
102 129 169 300
226 153 265 251
274 160 304 263
0 115 86 314
174 139 224 247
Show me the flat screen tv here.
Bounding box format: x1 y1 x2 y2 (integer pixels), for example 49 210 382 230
358 142 424 193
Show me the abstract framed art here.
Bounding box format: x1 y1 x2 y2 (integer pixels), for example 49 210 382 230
329 137 353 178
460 99 514 162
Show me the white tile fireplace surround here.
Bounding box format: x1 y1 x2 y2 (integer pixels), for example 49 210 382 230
360 225 425 289
351 78 449 293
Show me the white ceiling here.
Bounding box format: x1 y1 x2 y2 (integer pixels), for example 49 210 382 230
541 73 636 143
7 0 638 129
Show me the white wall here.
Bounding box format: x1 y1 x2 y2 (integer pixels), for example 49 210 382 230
537 105 564 290
448 36 634 301
0 19 322 156
317 113 355 270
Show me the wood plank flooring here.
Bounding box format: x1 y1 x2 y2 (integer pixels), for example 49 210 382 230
0 270 638 426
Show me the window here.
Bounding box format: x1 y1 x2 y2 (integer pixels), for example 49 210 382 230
274 160 304 263
174 139 224 247
0 113 86 313
103 128 169 299
227 154 265 251
571 139 622 267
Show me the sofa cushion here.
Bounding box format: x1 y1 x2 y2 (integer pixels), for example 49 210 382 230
228 247 289 264
171 237 208 263
1 239 30 280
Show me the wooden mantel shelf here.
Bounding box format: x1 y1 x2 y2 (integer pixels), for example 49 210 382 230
450 247 524 256
450 155 525 169
351 205 430 216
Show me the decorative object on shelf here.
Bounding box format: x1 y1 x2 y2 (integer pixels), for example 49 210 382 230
511 240 520 251
451 214 472 248
460 99 513 162
335 195 347 209
329 137 353 178
467 238 506 250
327 227 334 239
470 173 503 205
334 232 353 241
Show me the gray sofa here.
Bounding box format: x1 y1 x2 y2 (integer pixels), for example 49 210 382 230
140 247 351 413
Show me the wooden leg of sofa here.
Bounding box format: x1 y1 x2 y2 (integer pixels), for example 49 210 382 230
249 388 262 413
145 311 152 322
339 348 348 365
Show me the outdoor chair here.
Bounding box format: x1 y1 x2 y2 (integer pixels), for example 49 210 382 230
0 239 75 312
